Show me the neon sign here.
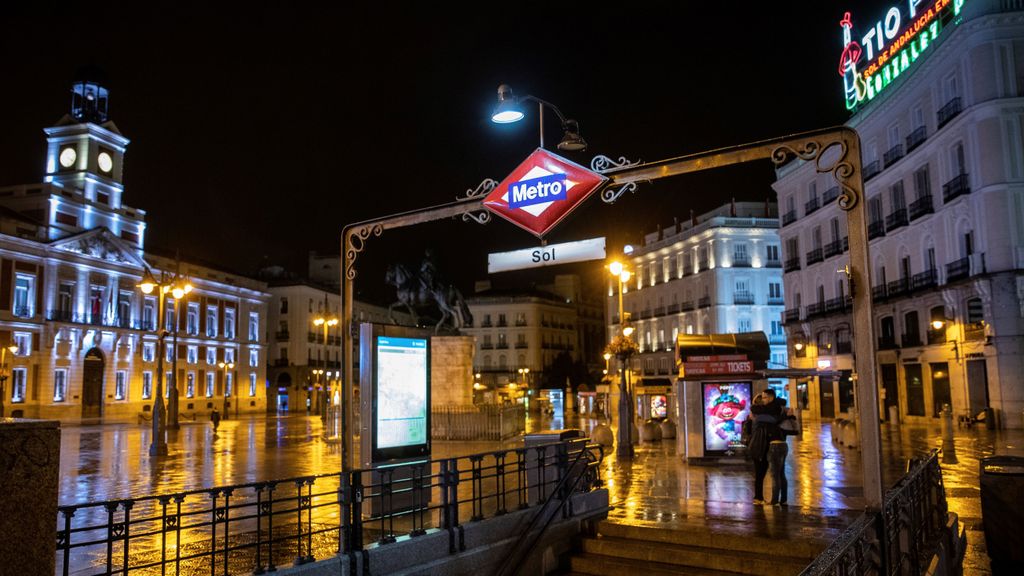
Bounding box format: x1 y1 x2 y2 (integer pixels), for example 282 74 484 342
840 0 966 110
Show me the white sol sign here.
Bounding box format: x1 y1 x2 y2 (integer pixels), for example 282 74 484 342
487 237 606 273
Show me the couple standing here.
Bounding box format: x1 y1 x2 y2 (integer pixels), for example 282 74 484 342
748 388 798 506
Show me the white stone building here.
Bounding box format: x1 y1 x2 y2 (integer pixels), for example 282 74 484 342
609 202 787 383
773 0 1024 427
0 74 270 422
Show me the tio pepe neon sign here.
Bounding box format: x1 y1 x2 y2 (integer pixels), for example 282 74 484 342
839 0 965 110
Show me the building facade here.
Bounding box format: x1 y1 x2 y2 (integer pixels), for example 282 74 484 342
608 202 787 382
0 75 270 422
774 0 1024 427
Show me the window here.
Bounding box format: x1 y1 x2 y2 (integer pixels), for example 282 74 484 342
142 372 153 399
249 373 258 397
54 369 68 402
206 306 218 338
115 370 127 400
676 252 685 278
914 166 931 199
165 344 174 363
769 282 782 300
279 297 288 314
515 312 526 326
951 142 966 175
739 318 752 333
143 342 155 362
118 291 131 327
807 181 818 203
766 245 780 262
891 181 905 210
165 299 175 332
868 196 883 223
206 372 215 397
58 282 74 314
249 348 259 368
224 308 236 339
10 368 27 403
225 348 235 364
14 274 34 318
279 347 288 360
187 303 199 335
143 297 156 330
225 372 234 397
966 298 984 324
830 218 841 242
498 313 507 326
912 106 924 130
482 334 492 347
887 123 900 148
770 320 783 336
13 332 31 356
497 333 507 348
943 73 959 102
926 247 936 272
812 226 822 250
206 347 217 365
248 312 259 341
734 243 748 263
187 345 198 364
186 373 195 397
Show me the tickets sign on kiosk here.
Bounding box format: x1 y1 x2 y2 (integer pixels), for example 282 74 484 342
674 332 771 463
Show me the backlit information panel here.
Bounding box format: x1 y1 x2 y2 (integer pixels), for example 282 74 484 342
373 336 430 461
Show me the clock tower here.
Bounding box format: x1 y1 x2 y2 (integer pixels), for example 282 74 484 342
40 68 146 247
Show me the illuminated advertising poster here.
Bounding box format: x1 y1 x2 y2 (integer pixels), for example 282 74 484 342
702 382 752 455
650 395 668 419
374 336 429 458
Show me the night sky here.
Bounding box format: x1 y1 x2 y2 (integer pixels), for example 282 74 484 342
0 3 889 301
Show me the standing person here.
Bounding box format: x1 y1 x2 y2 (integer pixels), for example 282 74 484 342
750 389 785 504
211 408 221 434
759 389 797 506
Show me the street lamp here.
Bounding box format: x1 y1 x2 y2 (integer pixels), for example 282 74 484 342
313 296 339 421
218 361 234 418
138 261 192 456
0 344 20 418
608 260 636 457
490 84 587 151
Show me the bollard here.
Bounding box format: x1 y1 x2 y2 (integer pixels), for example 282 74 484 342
942 403 959 464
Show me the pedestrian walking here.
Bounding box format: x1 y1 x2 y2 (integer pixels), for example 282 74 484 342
211 408 221 433
748 392 778 504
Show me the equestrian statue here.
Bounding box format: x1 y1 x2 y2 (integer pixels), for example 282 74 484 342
385 250 473 333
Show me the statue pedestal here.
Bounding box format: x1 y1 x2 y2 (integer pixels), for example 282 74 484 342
0 418 60 575
431 336 475 406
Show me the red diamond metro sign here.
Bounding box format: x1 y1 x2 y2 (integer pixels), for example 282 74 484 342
483 149 608 238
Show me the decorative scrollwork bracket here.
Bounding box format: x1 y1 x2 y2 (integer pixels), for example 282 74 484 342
344 223 384 280
770 137 860 211
461 210 492 225
456 178 498 201
591 155 642 173
600 182 639 205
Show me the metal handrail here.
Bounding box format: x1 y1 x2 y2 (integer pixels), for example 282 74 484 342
55 439 603 575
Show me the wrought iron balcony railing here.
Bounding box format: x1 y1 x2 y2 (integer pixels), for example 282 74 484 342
878 336 899 350
868 220 886 240
863 160 882 181
765 259 782 268
872 284 888 302
782 209 797 226
906 125 928 152
806 302 825 318
805 248 824 265
822 186 840 205
823 240 842 258
942 173 970 203
885 208 908 231
784 308 800 323
887 278 909 298
835 340 852 354
784 257 801 272
883 144 904 168
733 291 754 305
804 196 820 215
946 257 970 282
936 96 962 128
697 296 711 308
732 255 751 267
911 269 937 291
901 333 922 347
908 195 933 221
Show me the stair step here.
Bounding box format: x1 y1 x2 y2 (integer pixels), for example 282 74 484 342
582 535 810 576
597 520 828 560
570 552 740 576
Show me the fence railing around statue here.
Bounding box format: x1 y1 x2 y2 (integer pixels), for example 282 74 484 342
431 404 526 440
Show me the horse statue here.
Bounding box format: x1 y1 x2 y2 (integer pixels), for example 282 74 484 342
385 262 473 333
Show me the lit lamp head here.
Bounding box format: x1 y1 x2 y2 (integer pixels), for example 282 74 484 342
491 84 525 124
313 318 325 327
609 261 623 277
794 341 804 351
931 319 946 330
620 270 631 283
622 326 634 338
557 118 587 152
603 353 611 361
138 270 158 294
327 318 339 327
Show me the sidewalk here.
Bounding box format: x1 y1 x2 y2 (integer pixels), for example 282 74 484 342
572 415 1024 575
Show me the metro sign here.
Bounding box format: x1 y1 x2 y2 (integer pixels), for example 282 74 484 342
483 148 608 238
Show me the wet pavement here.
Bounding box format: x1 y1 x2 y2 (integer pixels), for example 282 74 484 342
58 411 1024 574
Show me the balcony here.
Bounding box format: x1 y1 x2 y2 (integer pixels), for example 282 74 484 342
653 306 666 317
680 301 694 311
908 195 933 221
307 332 317 343
942 173 970 203
698 296 711 308
936 97 962 129
906 126 927 153
805 248 824 265
822 186 840 205
515 319 527 327
825 296 851 314
733 291 754 305
666 303 681 314
901 333 922 348
114 316 134 329
868 220 886 240
768 333 787 345
480 343 494 350
698 260 710 272
515 342 528 349
496 319 507 327
946 257 970 282
804 196 820 215
273 358 289 367
878 336 899 350
784 308 800 323
275 330 290 341
767 296 785 306
784 257 801 272
883 144 904 168
765 259 782 269
927 328 947 345
13 306 33 318
782 210 797 226
911 269 937 291
964 321 987 342
495 343 509 350
836 341 852 354
887 278 909 298
872 284 888 302
806 302 825 318
732 254 751 267
46 309 74 323
863 160 881 181
823 240 842 258
638 309 652 320
885 208 908 231
141 319 157 331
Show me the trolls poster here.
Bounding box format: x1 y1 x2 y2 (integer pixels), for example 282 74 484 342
702 382 752 454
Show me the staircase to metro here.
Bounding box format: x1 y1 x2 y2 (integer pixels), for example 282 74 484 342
563 519 832 576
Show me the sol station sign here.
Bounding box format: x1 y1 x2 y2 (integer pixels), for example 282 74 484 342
483 148 608 238
839 0 966 110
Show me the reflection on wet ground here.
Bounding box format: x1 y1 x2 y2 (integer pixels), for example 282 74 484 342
59 412 1023 574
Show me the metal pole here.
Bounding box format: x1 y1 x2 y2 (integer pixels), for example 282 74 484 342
169 296 180 429
151 293 168 456
0 348 7 418
616 276 633 457
538 102 544 149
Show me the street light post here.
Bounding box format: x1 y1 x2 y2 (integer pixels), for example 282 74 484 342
313 295 339 423
138 262 192 457
0 344 20 418
218 361 235 418
608 261 635 458
491 84 588 152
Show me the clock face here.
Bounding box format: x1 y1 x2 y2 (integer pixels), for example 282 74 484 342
59 147 77 169
97 152 113 174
